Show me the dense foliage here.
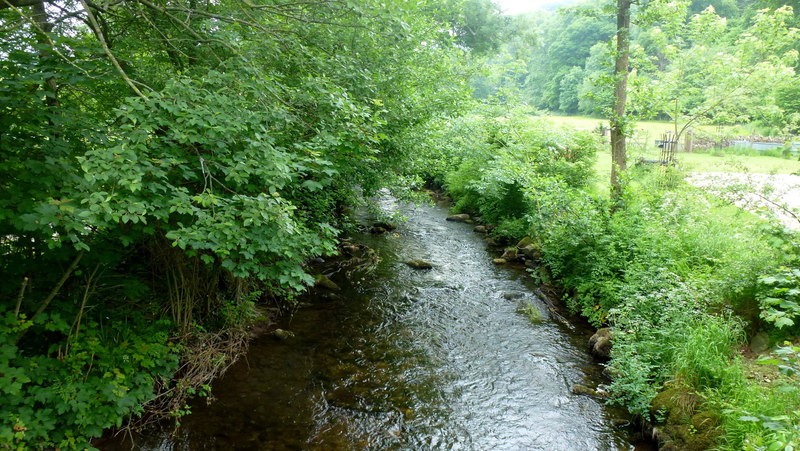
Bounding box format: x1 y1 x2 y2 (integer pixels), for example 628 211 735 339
474 0 800 133
0 0 479 446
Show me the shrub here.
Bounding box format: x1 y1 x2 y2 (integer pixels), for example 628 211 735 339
0 310 179 449
758 266 800 329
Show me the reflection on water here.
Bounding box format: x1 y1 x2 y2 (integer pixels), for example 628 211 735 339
101 197 651 450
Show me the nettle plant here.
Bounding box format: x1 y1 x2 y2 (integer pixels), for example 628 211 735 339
758 267 800 329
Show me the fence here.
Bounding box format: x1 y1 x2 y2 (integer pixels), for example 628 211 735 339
653 132 677 165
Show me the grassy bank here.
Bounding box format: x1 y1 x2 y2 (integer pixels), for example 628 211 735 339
591 150 800 192
541 114 758 138
408 107 800 448
540 115 800 192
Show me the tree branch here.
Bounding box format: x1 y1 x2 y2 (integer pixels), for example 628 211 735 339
15 251 84 345
2 0 95 78
14 277 29 319
79 0 148 100
0 0 47 10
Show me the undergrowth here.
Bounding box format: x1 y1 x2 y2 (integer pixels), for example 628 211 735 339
409 104 800 449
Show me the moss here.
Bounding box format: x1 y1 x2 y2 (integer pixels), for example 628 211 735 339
651 386 703 422
651 386 722 450
516 236 535 248
691 410 721 433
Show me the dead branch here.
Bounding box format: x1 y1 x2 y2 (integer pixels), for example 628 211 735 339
14 277 29 319
14 251 84 345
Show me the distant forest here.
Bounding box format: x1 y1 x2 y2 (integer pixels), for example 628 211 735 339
473 0 800 133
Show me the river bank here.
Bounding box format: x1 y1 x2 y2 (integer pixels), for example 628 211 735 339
98 194 652 450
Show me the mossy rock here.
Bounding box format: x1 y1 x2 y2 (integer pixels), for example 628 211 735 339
315 274 341 291
691 410 721 434
666 421 720 451
271 329 295 340
588 327 613 360
446 214 470 222
500 247 518 261
651 387 703 422
373 221 397 231
520 243 541 258
749 331 770 354
406 259 433 270
516 236 535 248
571 384 598 397
651 386 721 451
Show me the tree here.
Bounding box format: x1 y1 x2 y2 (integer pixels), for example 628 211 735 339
610 0 632 202
646 5 798 142
523 8 614 110
559 66 585 112
456 0 508 54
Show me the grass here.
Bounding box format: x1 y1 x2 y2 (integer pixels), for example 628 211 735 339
584 135 800 193
517 302 542 323
592 149 800 187
539 114 800 178
539 114 752 137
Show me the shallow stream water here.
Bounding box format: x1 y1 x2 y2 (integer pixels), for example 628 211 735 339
103 197 651 450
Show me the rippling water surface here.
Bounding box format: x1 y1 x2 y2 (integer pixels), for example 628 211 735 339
103 197 650 450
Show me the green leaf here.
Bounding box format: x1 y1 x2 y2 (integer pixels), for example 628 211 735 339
301 180 324 191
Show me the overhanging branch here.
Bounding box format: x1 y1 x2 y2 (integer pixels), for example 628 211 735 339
0 0 47 9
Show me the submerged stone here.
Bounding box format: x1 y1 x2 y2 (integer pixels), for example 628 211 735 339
406 259 433 270
315 275 341 291
445 214 470 222
272 329 295 340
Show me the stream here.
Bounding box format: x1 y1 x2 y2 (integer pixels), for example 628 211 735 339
104 196 651 450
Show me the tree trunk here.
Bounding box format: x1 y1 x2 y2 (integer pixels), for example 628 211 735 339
31 1 59 108
609 0 631 203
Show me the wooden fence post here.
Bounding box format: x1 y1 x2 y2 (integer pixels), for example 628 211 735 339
684 129 693 153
